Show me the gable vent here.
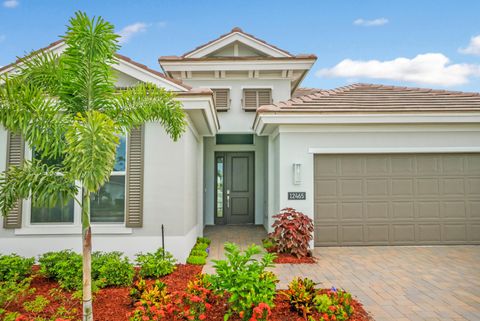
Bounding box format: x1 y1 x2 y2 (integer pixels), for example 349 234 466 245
243 88 272 111
212 89 230 111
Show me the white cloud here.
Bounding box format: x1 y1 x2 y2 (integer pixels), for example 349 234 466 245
118 22 148 44
353 18 388 27
317 53 480 86
3 0 19 8
459 35 480 56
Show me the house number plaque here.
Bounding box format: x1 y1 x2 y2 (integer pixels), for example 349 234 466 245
288 192 306 200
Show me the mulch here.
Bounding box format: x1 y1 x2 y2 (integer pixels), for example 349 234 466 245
273 253 316 264
8 264 371 321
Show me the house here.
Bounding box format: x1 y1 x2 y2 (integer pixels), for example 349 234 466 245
1 28 479 262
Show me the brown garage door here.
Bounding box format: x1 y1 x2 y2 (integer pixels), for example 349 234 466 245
314 154 480 246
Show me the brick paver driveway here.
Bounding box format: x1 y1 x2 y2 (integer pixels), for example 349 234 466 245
204 226 480 321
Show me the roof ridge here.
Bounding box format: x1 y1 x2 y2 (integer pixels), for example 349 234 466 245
180 27 294 58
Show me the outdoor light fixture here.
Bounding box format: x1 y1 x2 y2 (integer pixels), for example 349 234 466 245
292 163 302 185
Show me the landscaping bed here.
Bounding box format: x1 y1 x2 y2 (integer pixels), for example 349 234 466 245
273 253 316 264
6 264 369 321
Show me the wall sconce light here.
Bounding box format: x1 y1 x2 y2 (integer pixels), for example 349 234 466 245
293 163 302 185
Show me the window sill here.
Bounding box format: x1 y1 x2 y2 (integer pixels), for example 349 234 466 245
14 225 133 235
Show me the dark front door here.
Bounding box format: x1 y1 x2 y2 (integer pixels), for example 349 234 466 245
215 152 254 225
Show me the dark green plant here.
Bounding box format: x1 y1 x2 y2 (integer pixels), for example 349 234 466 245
196 237 211 245
0 254 34 281
207 242 277 321
282 277 317 318
92 251 134 287
314 289 354 321
189 249 208 258
0 276 33 310
0 11 186 321
186 256 206 265
39 250 82 290
135 248 176 278
193 243 209 251
23 295 50 313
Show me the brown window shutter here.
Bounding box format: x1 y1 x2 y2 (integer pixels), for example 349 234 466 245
243 89 272 111
125 126 144 227
3 132 24 229
212 89 230 111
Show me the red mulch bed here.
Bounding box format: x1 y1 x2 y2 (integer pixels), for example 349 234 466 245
273 253 316 264
8 264 370 321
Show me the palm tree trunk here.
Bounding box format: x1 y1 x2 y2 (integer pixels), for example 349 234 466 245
82 189 93 321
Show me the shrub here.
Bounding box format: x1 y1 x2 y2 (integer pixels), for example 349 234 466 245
196 237 211 245
135 248 176 278
282 277 317 318
92 251 135 287
23 295 50 313
193 242 209 251
190 249 208 258
0 277 33 309
0 254 34 281
314 288 355 321
207 242 278 321
270 207 313 258
187 256 207 265
262 237 277 253
38 250 82 290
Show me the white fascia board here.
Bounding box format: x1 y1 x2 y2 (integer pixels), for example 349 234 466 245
161 59 315 72
177 96 219 135
254 113 480 135
185 32 291 58
113 59 187 92
309 147 480 154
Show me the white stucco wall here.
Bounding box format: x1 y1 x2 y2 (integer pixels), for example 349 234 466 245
274 123 480 228
184 79 291 133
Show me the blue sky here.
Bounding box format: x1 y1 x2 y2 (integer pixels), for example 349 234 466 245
1 0 479 92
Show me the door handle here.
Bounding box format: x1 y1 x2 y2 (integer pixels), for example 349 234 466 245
226 189 230 208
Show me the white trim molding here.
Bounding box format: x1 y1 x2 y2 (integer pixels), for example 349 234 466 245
308 147 480 154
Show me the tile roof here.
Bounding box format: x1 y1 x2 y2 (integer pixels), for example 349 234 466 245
258 83 480 113
0 40 192 91
181 27 294 58
292 87 323 98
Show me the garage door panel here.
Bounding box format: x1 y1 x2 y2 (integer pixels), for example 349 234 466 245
315 202 338 220
366 225 389 243
340 202 363 220
366 179 389 196
417 224 442 242
442 201 466 219
366 202 389 219
391 156 414 174
392 202 415 219
314 153 480 246
341 225 364 243
392 179 414 196
366 156 389 175
392 224 416 242
416 178 440 196
443 224 468 242
315 225 339 245
416 201 440 218
340 179 363 197
468 224 480 242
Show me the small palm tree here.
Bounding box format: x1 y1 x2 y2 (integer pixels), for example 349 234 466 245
0 12 186 321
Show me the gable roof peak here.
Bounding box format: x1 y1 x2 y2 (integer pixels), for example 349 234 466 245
231 27 243 33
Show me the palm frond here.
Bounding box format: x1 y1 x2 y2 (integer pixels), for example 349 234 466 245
114 83 187 141
61 11 119 113
63 110 119 192
0 75 68 160
0 160 78 216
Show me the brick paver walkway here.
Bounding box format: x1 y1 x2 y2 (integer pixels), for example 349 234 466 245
203 226 480 321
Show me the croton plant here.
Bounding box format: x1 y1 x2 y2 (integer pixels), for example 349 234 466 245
269 208 314 258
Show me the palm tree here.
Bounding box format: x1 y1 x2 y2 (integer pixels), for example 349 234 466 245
0 12 186 321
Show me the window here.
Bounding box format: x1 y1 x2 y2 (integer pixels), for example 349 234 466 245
212 88 230 111
216 156 224 218
242 88 272 111
91 135 126 223
30 149 75 224
29 136 127 225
